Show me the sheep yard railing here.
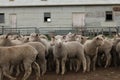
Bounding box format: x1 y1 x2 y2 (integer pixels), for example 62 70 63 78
0 26 120 37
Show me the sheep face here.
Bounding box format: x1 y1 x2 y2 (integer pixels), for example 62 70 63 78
22 36 30 43
29 33 40 42
0 35 11 46
50 36 63 48
94 36 104 47
55 38 63 48
76 35 89 44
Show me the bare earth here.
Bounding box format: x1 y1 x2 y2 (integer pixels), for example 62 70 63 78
4 67 120 80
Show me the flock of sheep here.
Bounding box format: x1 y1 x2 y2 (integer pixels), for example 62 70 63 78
0 32 120 80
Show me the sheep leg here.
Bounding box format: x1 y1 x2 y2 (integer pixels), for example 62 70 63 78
22 61 32 80
79 52 87 73
2 65 16 80
97 53 102 67
20 63 24 71
73 60 76 71
70 59 73 71
15 65 20 76
112 52 118 67
0 68 3 80
47 59 51 71
86 56 91 72
61 58 66 75
9 65 14 75
56 59 60 74
75 59 80 72
41 60 47 76
92 54 97 71
32 62 40 80
105 52 111 68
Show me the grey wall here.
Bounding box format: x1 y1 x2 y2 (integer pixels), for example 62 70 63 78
0 5 120 28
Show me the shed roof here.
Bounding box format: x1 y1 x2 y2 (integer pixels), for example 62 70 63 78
0 0 120 7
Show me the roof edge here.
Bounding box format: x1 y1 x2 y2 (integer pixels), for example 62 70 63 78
0 3 120 8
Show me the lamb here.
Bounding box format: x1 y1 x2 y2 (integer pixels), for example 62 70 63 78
12 37 47 75
63 33 89 71
0 34 47 76
97 38 112 68
29 33 50 56
0 44 40 80
65 33 76 41
111 38 120 66
115 38 120 60
65 32 89 44
39 34 48 40
25 42 47 75
52 36 86 75
84 35 104 72
29 33 55 71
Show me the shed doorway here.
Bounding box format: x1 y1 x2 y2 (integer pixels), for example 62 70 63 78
9 14 17 28
72 13 85 34
9 14 17 33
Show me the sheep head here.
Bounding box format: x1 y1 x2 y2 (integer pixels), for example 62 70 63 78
65 33 77 41
29 33 41 42
76 35 89 44
50 35 64 48
94 35 104 47
0 33 12 46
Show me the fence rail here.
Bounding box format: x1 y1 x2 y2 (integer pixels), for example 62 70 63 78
0 26 120 36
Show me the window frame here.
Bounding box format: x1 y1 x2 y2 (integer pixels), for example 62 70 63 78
41 0 47 1
9 0 14 1
44 12 51 23
105 11 113 21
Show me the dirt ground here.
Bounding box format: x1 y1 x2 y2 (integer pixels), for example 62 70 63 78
4 67 120 80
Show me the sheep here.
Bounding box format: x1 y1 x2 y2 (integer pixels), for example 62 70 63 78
0 34 47 76
75 35 89 44
111 38 120 66
65 32 89 44
63 33 89 71
29 33 55 71
84 35 104 72
65 33 76 41
116 39 120 59
0 44 40 80
29 33 50 56
25 42 47 75
97 37 113 68
52 36 86 75
13 37 47 75
39 34 48 40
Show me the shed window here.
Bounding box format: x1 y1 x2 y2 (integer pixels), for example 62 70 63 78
41 0 47 1
0 13 5 23
106 11 113 21
9 0 14 1
44 13 51 22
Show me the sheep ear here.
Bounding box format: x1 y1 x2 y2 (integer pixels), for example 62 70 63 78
96 37 99 40
36 34 39 37
52 36 55 39
51 36 55 41
63 35 66 39
6 33 11 39
101 35 105 39
27 38 29 40
5 35 9 39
